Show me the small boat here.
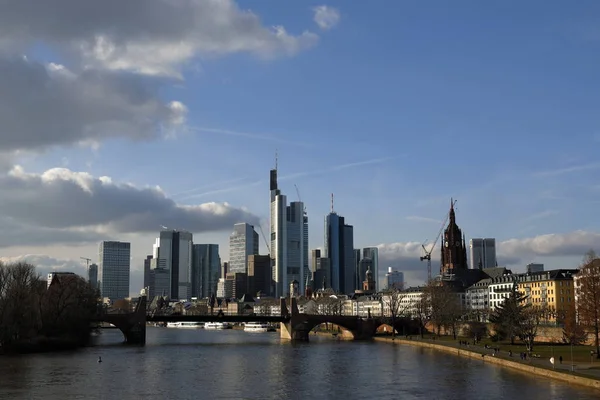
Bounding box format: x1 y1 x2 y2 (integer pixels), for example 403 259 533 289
204 322 233 330
166 322 204 329
244 322 273 333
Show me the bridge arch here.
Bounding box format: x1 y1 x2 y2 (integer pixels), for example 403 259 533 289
96 297 147 345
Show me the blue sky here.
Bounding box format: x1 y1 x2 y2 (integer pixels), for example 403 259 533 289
0 1 599 291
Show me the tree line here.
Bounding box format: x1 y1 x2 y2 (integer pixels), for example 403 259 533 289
0 262 99 354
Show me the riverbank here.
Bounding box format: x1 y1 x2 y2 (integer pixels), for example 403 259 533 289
375 336 600 390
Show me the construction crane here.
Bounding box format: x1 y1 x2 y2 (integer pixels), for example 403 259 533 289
80 257 92 269
420 199 457 282
258 223 271 255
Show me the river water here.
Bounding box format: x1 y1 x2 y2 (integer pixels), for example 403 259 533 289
0 327 598 399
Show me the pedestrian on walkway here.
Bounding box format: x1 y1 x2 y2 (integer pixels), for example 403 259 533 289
559 355 563 364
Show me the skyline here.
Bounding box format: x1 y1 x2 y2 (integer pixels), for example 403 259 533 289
0 1 599 295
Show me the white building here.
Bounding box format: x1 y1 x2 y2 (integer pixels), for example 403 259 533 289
465 278 491 320
98 241 131 300
270 167 288 298
469 238 497 269
488 275 517 311
228 223 259 274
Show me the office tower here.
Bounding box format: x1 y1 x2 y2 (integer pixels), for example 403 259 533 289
526 263 544 273
469 238 497 270
248 255 272 297
324 196 355 293
225 272 248 299
354 249 361 290
143 255 152 290
192 244 221 298
362 247 379 291
98 241 131 300
270 165 288 298
311 249 331 291
287 201 307 295
158 230 193 300
88 264 98 289
229 223 259 274
385 267 404 290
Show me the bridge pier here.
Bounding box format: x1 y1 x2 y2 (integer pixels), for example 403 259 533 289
279 297 311 342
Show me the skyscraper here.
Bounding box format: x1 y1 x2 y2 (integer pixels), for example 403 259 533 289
192 244 221 298
362 247 379 291
469 238 497 270
88 263 98 289
98 241 131 300
287 201 308 295
159 230 193 300
270 165 287 298
385 267 404 290
324 197 355 294
228 223 259 274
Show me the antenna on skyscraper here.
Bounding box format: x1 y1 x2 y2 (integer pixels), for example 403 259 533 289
331 193 334 213
275 149 278 171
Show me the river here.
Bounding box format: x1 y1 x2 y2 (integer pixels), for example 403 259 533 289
0 327 598 399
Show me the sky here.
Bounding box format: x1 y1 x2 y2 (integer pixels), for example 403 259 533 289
0 0 599 295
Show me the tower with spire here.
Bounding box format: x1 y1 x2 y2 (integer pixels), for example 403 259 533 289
440 199 468 277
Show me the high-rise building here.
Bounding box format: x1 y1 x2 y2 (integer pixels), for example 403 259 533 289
88 264 98 289
270 166 287 298
248 255 272 297
324 198 355 293
143 255 152 290
98 241 131 300
158 230 193 300
192 244 221 298
362 247 379 291
385 267 404 290
287 201 308 296
229 223 259 274
469 238 497 270
526 263 544 273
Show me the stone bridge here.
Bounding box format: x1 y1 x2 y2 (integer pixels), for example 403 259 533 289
96 296 412 344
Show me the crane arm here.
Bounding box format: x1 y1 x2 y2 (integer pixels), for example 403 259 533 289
258 223 271 254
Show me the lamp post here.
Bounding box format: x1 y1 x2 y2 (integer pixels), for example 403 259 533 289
571 342 574 372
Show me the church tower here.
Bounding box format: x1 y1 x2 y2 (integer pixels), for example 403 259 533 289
440 199 468 277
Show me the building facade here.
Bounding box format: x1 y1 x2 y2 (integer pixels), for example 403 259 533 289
287 201 307 296
228 223 259 274
469 238 497 270
385 267 404 290
270 167 288 298
362 247 379 291
192 244 221 299
324 208 355 294
516 269 577 323
98 241 131 300
248 254 272 297
88 264 98 289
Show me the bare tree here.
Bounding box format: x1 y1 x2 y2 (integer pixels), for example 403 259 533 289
575 250 600 358
412 294 430 339
381 288 410 338
563 303 587 345
519 306 544 352
425 283 463 338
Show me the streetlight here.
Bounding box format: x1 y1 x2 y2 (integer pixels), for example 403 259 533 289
571 342 574 372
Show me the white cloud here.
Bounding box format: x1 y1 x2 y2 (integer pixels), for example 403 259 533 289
313 6 341 31
0 0 320 77
0 56 186 153
0 166 260 247
375 230 600 285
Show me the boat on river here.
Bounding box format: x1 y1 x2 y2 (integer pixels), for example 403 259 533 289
204 322 233 330
244 322 276 333
166 322 204 329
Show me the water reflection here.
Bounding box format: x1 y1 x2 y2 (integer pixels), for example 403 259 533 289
0 328 598 400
